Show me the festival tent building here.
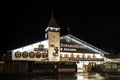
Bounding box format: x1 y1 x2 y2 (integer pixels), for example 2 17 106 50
11 15 109 72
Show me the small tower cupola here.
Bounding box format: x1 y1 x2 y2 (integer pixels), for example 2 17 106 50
45 12 61 61
45 14 60 39
45 14 60 32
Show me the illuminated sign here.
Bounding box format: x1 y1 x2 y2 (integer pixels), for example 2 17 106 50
60 43 84 53
61 43 86 48
60 48 77 52
60 43 97 53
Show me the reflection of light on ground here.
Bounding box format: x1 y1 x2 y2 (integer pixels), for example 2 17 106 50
77 69 84 72
95 73 105 80
76 72 105 80
77 76 84 79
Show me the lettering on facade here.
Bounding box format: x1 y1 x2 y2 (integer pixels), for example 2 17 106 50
63 48 76 51
60 43 88 52
61 43 86 48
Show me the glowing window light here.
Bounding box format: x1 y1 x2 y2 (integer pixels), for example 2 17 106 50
95 54 103 58
84 61 89 65
60 52 71 57
77 62 85 68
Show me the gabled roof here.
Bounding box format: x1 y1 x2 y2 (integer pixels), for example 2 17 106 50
11 34 109 55
60 34 109 55
48 15 59 27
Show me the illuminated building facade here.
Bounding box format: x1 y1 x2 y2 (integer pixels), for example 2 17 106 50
11 15 109 72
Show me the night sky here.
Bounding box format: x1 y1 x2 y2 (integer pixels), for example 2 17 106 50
0 2 120 54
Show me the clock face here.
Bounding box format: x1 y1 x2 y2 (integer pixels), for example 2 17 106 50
50 34 58 42
52 35 57 42
48 32 59 43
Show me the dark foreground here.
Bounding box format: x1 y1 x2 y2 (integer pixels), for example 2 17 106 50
0 72 120 80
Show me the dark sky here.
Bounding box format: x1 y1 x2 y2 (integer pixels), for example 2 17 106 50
0 2 120 54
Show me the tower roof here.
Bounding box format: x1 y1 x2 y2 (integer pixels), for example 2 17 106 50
48 15 59 27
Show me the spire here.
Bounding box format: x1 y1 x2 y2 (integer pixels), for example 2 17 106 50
48 11 59 27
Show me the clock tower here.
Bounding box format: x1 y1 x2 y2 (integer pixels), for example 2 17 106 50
45 15 60 61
